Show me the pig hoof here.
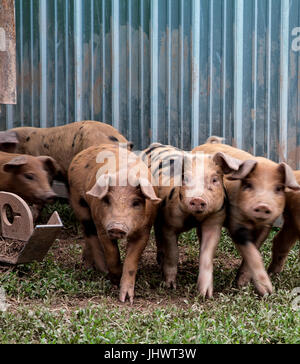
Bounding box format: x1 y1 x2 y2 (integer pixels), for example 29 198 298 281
236 273 251 288
119 284 135 304
165 280 177 290
197 283 213 299
268 265 283 275
253 276 273 296
164 267 177 289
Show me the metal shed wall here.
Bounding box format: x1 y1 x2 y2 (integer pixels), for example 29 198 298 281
0 0 299 168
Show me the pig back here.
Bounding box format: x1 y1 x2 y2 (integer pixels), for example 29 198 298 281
194 143 254 161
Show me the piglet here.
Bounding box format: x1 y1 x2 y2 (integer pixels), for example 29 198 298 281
0 152 58 204
194 139 300 296
68 144 160 303
141 143 244 298
5 121 133 181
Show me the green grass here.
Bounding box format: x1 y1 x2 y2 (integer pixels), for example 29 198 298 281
0 203 299 344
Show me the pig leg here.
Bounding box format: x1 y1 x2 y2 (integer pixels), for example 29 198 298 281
96 229 123 285
119 233 150 304
155 223 179 289
268 222 298 274
80 220 108 273
232 228 273 295
236 226 271 288
197 216 223 298
70 196 107 272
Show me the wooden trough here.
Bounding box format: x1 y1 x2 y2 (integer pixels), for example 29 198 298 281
0 192 63 265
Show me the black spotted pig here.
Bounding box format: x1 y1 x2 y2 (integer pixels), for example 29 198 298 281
141 143 244 298
68 144 160 303
0 151 58 204
194 138 300 296
4 121 133 181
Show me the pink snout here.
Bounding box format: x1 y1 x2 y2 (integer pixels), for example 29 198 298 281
189 197 207 213
253 204 272 220
35 191 58 204
107 222 129 240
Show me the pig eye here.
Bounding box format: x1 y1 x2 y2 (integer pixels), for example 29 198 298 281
212 176 219 185
275 185 284 193
102 196 110 205
24 173 35 181
243 181 253 190
132 199 143 208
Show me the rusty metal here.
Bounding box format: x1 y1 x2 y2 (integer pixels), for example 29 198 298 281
0 0 16 105
0 192 63 265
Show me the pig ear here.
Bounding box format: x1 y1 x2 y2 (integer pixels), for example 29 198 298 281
3 155 28 173
226 159 258 180
86 175 110 199
139 178 161 204
0 131 19 153
278 163 300 191
38 156 61 178
207 136 224 144
213 152 244 174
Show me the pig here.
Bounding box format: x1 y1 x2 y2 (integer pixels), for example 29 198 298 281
269 170 300 274
3 121 133 181
68 143 160 303
194 138 300 296
140 143 244 298
0 151 59 204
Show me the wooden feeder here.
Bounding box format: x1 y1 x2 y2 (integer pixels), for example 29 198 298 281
0 192 63 265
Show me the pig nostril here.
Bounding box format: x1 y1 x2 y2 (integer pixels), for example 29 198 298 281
254 206 272 216
108 229 127 238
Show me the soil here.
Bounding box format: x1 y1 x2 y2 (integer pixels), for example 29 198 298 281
1 228 243 309
0 237 26 260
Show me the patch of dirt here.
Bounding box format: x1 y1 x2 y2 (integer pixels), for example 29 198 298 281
49 230 85 269
0 237 26 260
214 252 241 270
2 229 244 311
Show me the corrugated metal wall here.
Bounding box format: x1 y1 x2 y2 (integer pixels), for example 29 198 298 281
0 0 299 168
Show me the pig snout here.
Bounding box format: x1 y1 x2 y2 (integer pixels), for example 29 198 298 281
189 197 207 213
106 222 129 240
41 191 58 203
253 203 272 220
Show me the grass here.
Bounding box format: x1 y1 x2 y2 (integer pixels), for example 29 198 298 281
0 203 299 344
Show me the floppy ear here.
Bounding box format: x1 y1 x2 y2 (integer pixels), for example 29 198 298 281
38 156 61 178
206 136 224 144
213 152 244 174
86 174 110 199
139 177 161 203
3 155 28 173
278 163 300 191
0 131 19 153
226 159 258 180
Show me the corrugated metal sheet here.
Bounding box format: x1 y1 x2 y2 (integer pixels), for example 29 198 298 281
0 0 299 168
